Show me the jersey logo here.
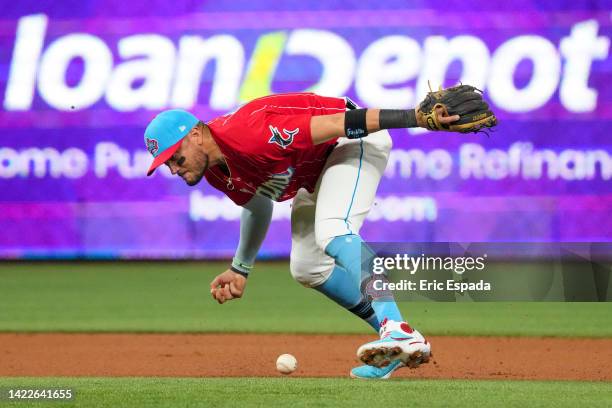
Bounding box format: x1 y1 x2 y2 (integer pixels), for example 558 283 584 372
268 126 299 149
145 138 159 155
256 167 295 201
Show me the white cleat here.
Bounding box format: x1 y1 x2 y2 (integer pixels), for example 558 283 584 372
356 319 431 368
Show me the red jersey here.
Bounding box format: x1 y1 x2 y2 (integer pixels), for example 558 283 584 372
205 93 347 205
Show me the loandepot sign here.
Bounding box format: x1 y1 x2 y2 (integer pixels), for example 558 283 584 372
3 14 610 113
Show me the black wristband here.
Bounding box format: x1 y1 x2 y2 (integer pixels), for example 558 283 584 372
379 109 417 129
344 108 368 139
230 266 249 278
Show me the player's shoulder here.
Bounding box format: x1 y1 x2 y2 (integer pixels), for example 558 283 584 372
205 94 302 126
207 92 345 135
246 92 318 106
242 92 346 112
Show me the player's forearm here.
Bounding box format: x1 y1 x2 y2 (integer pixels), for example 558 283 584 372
231 195 273 276
310 109 420 145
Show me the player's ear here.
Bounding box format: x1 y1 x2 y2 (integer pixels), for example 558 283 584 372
192 123 204 145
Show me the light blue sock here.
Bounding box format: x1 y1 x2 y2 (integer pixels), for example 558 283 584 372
314 265 379 331
325 234 404 324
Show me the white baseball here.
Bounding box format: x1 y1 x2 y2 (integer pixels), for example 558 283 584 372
276 353 297 375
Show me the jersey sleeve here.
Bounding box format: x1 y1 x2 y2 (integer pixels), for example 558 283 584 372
260 111 313 152
245 93 347 154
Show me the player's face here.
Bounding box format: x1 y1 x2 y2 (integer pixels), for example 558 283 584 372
165 137 207 186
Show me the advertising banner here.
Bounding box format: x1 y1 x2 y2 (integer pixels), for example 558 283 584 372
0 1 610 258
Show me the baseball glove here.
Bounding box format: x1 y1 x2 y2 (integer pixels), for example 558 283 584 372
416 84 497 133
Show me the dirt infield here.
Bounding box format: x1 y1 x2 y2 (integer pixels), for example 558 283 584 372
1 333 611 381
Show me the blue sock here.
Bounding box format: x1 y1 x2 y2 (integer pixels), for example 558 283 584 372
325 234 404 324
314 265 379 331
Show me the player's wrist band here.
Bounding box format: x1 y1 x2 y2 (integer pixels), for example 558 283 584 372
230 266 249 278
231 257 253 278
344 109 369 139
379 109 417 129
345 109 418 139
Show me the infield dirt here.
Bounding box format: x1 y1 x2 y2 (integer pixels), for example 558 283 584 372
1 334 610 380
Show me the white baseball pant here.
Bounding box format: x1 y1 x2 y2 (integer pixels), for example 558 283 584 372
289 130 392 287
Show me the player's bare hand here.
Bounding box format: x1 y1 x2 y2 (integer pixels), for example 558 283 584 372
210 269 247 304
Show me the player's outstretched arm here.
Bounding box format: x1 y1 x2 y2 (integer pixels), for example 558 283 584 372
310 85 496 145
310 108 458 145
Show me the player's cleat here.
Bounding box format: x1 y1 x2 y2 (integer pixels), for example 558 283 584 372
350 360 404 379
356 319 431 368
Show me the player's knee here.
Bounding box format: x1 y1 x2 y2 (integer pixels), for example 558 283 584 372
315 219 351 252
289 259 308 286
314 231 335 254
290 258 333 288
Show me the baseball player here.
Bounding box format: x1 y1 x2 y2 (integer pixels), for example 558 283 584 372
144 90 495 379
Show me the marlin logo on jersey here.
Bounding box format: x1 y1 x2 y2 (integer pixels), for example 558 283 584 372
256 167 295 200
268 125 298 149
145 138 159 155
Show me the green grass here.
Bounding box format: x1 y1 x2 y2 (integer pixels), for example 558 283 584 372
0 262 611 336
0 377 611 408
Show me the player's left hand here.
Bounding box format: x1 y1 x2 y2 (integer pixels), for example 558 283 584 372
416 84 497 133
210 269 247 304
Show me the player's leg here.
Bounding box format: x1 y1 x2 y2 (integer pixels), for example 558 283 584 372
314 265 380 331
314 130 431 369
291 190 403 378
314 130 402 323
289 188 379 331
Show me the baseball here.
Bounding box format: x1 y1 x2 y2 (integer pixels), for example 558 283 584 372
276 353 297 375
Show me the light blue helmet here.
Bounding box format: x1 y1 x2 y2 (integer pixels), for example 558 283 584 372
144 109 199 176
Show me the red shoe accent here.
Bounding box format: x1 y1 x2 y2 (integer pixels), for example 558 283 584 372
380 318 388 328
400 322 414 334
